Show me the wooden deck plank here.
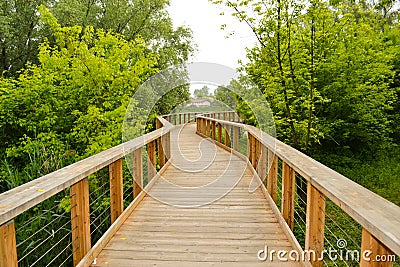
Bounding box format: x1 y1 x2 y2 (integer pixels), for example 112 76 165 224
92 124 302 266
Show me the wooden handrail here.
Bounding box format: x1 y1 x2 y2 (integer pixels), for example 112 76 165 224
196 114 400 265
1 111 398 267
0 127 168 226
0 115 173 266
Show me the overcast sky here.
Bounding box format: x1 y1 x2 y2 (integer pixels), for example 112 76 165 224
167 0 257 70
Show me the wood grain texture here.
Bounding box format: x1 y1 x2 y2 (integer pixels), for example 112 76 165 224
92 124 302 267
71 178 91 266
147 140 157 181
282 162 295 231
249 124 400 255
0 220 17 267
109 159 123 223
267 150 278 203
0 124 172 225
305 183 325 267
196 116 400 256
133 148 143 198
360 228 395 267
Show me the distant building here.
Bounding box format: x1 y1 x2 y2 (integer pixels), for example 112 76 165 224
188 98 211 107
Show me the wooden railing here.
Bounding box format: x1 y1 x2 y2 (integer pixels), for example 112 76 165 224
0 116 173 267
196 113 400 267
162 111 241 125
1 110 399 267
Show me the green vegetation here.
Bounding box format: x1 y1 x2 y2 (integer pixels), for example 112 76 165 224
0 2 193 265
0 2 193 192
212 0 400 199
0 0 399 265
213 0 399 262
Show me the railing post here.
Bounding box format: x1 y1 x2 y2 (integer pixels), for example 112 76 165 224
148 140 157 181
218 123 222 143
360 228 394 267
267 149 278 203
248 134 256 168
206 119 210 137
109 159 123 224
282 162 295 230
70 178 91 266
258 144 267 183
233 127 239 151
305 182 326 267
0 220 18 267
198 118 203 134
159 136 166 168
224 125 230 147
212 121 216 140
133 148 143 198
155 119 166 168
255 138 260 170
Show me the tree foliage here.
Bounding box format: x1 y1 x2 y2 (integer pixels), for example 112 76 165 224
212 0 400 158
0 0 194 76
0 6 191 192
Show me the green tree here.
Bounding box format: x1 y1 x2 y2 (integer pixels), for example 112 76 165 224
0 7 158 169
212 0 399 157
0 0 194 76
0 0 52 75
214 85 236 108
194 86 210 98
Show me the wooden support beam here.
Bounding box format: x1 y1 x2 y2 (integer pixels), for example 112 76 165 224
281 162 295 230
247 134 252 163
360 228 394 267
258 144 267 183
212 121 216 140
70 178 91 266
155 118 161 130
218 123 222 143
305 182 326 267
249 134 256 168
206 119 210 137
267 150 278 203
233 127 239 151
159 136 165 168
165 132 171 160
179 114 182 124
0 220 17 267
148 140 157 181
224 126 231 147
109 159 123 224
133 148 143 198
255 138 260 170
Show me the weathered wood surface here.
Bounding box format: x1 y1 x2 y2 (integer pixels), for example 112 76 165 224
196 115 400 256
0 220 17 267
71 178 91 266
0 120 173 226
91 124 302 266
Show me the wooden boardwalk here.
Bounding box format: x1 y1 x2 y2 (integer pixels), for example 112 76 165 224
2 112 399 267
93 124 301 266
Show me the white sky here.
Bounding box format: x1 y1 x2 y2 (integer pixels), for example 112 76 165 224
167 0 257 70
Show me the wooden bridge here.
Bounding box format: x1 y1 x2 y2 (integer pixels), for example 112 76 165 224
0 111 399 267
